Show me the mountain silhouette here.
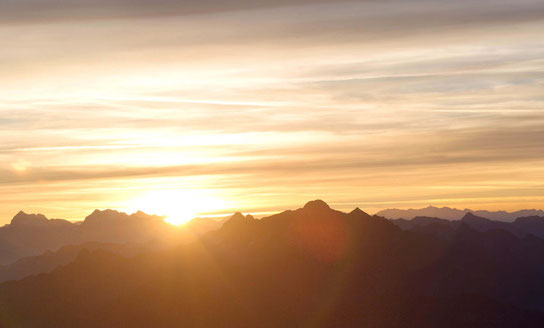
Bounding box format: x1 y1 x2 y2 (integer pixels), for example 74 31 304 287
393 212 544 239
378 206 544 222
11 211 55 227
0 210 223 265
0 242 145 283
1 200 543 327
0 211 79 265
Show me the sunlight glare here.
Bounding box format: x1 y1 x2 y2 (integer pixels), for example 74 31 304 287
126 189 229 225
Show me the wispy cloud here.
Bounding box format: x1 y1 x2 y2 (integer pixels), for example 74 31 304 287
1 0 543 221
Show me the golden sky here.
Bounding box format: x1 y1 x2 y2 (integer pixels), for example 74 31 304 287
1 0 544 224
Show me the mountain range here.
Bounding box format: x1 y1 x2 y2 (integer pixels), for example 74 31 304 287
377 206 544 221
0 210 225 265
392 212 544 239
1 200 544 327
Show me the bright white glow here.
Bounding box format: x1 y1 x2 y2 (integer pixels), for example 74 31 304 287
124 189 230 225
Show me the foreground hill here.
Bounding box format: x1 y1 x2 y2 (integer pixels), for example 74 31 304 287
0 200 543 327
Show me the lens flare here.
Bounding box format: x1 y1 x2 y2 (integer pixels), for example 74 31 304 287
124 189 229 225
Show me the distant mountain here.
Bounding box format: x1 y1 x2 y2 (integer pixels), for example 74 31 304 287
0 242 145 283
1 200 544 327
184 215 229 234
377 205 544 221
0 211 80 265
0 210 224 265
393 212 544 239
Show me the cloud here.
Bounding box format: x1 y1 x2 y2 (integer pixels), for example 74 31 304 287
0 0 333 23
2 0 543 25
1 0 544 222
3 121 544 185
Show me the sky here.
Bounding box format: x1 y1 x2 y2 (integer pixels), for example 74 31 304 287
1 0 544 224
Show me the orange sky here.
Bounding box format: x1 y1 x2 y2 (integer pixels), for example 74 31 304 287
1 0 544 224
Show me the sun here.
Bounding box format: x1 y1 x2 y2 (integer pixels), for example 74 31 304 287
125 189 229 225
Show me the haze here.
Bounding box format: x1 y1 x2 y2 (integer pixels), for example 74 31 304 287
2 0 544 224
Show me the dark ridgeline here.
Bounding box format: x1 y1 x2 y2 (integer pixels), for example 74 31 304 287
0 210 226 266
0 210 169 265
0 210 227 283
392 212 544 239
1 201 544 327
378 206 544 222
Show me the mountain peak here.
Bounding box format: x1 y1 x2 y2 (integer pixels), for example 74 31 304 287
461 212 489 222
303 200 330 211
350 207 364 214
11 211 49 227
230 212 246 221
226 212 256 223
222 212 255 230
349 207 371 218
81 209 130 227
89 209 121 216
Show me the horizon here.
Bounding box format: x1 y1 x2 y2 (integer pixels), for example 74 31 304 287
7 200 544 226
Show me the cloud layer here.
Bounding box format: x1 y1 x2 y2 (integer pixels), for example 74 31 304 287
1 0 544 222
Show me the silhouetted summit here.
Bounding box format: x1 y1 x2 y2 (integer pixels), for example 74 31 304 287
81 209 164 227
11 211 51 227
303 199 330 211
349 207 372 219
0 209 215 265
228 212 250 222
461 212 489 222
222 212 256 231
